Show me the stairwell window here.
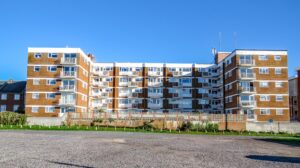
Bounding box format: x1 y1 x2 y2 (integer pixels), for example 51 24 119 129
259 68 269 74
260 109 270 115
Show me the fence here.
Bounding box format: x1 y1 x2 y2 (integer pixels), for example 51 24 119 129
67 112 246 123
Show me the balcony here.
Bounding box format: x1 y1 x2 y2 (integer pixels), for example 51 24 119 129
148 71 163 76
239 59 255 66
92 81 109 87
93 71 110 76
239 73 255 80
148 82 163 87
148 103 162 109
148 92 163 98
59 85 75 92
119 104 132 108
61 58 77 64
119 92 130 97
240 101 256 108
128 82 138 87
60 71 77 78
239 87 256 94
59 99 75 106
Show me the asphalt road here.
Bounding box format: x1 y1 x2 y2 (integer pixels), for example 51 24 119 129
0 130 299 168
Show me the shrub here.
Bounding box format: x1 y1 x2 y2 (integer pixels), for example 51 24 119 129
93 118 103 123
205 123 218 132
141 121 153 130
180 121 193 131
0 111 27 125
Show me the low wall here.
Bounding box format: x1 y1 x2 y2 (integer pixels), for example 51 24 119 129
27 114 67 126
246 121 300 134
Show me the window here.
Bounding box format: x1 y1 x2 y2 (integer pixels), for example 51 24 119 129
14 94 20 100
45 107 55 113
276 109 284 115
260 95 270 101
33 79 40 85
276 95 283 101
259 82 269 88
120 67 129 72
13 105 19 111
46 93 55 99
0 105 6 112
275 82 283 88
34 66 41 72
47 79 56 85
48 53 58 58
259 68 269 74
32 93 39 99
274 55 281 61
135 67 142 72
47 66 57 72
1 94 7 100
260 109 270 115
34 53 41 58
32 107 39 113
259 55 268 60
275 68 281 74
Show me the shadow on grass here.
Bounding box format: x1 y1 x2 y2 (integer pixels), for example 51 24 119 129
246 155 300 164
254 138 300 147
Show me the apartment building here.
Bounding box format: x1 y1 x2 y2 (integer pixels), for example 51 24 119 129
289 76 298 121
25 48 290 122
25 48 92 117
216 49 290 122
0 80 26 112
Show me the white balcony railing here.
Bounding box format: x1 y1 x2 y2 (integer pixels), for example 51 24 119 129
60 71 77 78
239 59 255 66
239 73 256 79
61 58 77 64
239 87 256 93
59 85 75 92
148 92 163 98
147 103 163 109
59 99 76 106
148 71 163 76
240 101 256 107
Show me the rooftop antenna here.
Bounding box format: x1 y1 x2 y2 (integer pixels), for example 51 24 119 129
218 32 222 51
233 32 237 49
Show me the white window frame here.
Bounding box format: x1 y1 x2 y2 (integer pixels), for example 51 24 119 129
47 66 57 72
260 95 270 101
275 68 281 75
34 53 42 58
259 55 268 60
14 94 20 100
1 94 7 100
33 79 40 85
32 107 39 113
48 53 58 58
275 82 283 88
45 107 55 113
259 68 269 74
276 109 284 115
32 93 40 99
34 66 41 72
260 109 270 115
276 95 283 101
13 105 19 111
47 79 56 85
274 55 281 61
259 81 269 88
46 93 55 99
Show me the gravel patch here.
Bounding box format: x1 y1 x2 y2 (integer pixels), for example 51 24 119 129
0 130 299 168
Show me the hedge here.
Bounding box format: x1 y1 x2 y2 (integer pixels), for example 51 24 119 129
0 111 27 125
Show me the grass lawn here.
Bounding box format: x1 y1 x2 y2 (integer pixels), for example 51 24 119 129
1 124 300 139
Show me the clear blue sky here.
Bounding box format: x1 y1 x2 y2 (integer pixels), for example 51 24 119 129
0 0 299 80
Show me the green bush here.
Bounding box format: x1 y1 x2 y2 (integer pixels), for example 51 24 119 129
140 121 153 130
93 118 103 123
0 111 27 125
180 121 193 131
